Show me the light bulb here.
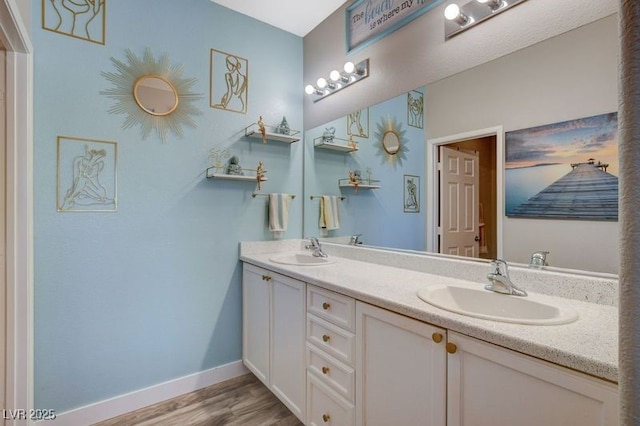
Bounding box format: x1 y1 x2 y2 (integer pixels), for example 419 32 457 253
343 61 355 74
444 4 461 20
305 84 315 95
316 77 328 89
330 70 341 81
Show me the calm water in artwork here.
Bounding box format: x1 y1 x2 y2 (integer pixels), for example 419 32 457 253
505 163 570 214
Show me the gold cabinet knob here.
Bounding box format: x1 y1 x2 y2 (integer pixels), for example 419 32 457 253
322 413 331 423
261 275 271 281
322 302 331 310
432 333 443 343
446 342 458 354
322 366 330 375
322 334 331 343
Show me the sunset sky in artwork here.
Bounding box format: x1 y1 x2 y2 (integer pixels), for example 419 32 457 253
505 112 618 176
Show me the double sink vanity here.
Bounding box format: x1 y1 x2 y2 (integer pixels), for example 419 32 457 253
240 239 619 426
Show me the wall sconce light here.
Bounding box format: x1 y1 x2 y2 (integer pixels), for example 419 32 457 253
305 59 369 102
444 0 527 40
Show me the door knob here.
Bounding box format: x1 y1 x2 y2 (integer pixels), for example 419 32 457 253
474 236 480 242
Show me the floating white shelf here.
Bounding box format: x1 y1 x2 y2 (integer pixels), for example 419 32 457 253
244 122 300 144
339 183 381 190
314 136 358 152
206 166 267 182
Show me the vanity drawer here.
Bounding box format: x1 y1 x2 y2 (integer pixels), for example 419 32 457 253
307 343 355 402
307 285 355 332
307 372 355 426
307 315 355 366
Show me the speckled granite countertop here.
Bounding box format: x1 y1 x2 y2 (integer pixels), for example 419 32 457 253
240 242 618 383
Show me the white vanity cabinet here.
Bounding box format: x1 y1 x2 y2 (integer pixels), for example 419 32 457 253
356 301 447 426
242 263 306 422
306 285 356 426
446 331 619 426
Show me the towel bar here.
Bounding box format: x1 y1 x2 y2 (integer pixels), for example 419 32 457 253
310 195 346 201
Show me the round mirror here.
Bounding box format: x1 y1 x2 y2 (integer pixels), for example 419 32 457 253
382 130 400 155
133 76 179 116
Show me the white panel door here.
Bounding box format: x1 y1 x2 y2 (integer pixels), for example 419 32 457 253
447 332 618 426
356 301 447 426
440 147 479 258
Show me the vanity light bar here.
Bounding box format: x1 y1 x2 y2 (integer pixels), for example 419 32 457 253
444 0 528 40
305 59 369 102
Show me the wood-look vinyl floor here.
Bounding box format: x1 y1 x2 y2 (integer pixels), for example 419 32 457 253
94 373 303 426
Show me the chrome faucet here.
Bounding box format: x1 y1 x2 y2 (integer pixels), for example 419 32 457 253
305 237 328 258
349 234 363 245
485 259 528 297
529 251 549 268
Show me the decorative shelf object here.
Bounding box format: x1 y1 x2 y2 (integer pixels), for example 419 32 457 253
206 162 268 190
314 136 358 152
244 120 300 144
338 178 381 191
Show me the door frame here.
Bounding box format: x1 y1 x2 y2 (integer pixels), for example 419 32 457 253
0 0 33 420
426 126 504 258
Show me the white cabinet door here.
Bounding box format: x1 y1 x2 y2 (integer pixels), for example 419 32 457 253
356 301 447 426
270 271 306 421
242 263 271 384
242 263 306 422
447 331 618 426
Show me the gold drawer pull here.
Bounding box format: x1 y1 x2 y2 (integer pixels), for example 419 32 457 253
446 342 458 354
432 333 443 343
322 334 331 343
322 413 331 423
322 366 330 375
322 302 331 310
261 275 271 281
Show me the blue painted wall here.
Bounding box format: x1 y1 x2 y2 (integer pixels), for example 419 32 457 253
303 89 426 250
32 0 303 412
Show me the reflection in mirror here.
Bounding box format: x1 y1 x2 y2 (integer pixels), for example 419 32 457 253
383 131 400 154
303 16 619 275
133 76 179 116
304 88 426 251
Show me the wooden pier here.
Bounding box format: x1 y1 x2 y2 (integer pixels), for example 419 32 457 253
509 163 618 220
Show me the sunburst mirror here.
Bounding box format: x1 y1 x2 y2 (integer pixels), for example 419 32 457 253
101 48 203 142
374 116 409 167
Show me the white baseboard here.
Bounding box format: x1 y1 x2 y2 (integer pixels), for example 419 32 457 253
35 360 249 426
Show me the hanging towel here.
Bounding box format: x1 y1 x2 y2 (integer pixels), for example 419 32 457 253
269 193 290 238
319 195 341 236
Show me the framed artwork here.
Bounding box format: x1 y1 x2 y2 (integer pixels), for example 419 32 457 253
57 136 117 212
404 175 420 213
210 49 249 114
505 112 618 220
407 90 424 129
42 0 106 45
346 0 444 53
347 107 369 138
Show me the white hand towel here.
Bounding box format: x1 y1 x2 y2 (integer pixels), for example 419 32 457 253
319 195 340 236
269 193 290 238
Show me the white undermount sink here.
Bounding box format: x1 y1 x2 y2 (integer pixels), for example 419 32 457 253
417 284 578 325
269 253 335 266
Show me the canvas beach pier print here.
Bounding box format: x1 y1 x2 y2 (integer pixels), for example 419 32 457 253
505 113 618 221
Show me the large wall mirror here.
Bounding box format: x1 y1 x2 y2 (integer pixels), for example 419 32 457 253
303 15 618 275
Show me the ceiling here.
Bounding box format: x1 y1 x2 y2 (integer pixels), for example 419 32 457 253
210 0 347 37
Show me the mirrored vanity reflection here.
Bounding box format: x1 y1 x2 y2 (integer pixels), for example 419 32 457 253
303 15 619 275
